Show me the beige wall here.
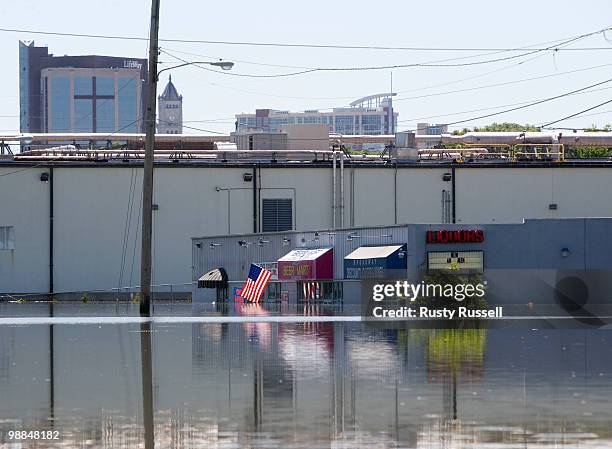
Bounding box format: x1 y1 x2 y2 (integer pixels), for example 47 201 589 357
455 167 612 224
278 124 329 151
52 166 254 293
259 167 334 231
0 166 50 293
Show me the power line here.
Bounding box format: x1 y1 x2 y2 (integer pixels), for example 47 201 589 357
159 30 594 78
161 46 543 73
96 117 143 140
4 83 612 136
156 25 611 79
394 63 612 102
544 109 612 123
393 64 612 102
3 26 612 51
192 55 607 104
160 47 315 70
172 79 612 134
162 40 569 101
157 119 228 134
160 50 318 78
6 83 611 137
0 162 46 177
403 78 612 132
540 99 612 128
393 49 557 95
397 86 612 123
182 54 603 107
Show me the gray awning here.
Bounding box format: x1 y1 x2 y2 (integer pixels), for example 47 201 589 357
198 267 228 289
344 245 403 260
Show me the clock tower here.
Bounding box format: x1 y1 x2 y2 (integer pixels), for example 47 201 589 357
157 75 183 134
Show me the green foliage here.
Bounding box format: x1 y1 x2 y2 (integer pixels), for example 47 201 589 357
346 148 379 156
427 328 486 370
567 146 612 158
452 127 473 136
398 327 487 375
448 122 612 159
583 123 612 132
452 122 540 135
435 143 464 149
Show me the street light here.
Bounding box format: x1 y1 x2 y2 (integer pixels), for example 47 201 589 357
157 60 234 78
139 4 233 316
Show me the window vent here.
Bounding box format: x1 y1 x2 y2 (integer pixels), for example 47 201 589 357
262 199 292 232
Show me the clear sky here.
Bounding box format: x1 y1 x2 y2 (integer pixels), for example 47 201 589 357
2 0 612 134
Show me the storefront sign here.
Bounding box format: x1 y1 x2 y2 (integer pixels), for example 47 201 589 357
280 262 313 279
427 250 484 273
426 229 484 244
277 247 333 281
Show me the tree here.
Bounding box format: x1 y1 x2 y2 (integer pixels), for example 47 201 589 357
567 146 612 158
452 122 540 135
583 123 612 132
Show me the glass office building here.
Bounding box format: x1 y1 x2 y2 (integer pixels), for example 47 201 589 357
41 68 142 133
19 41 147 133
236 94 398 136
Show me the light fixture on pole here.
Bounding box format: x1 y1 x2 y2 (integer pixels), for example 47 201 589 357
139 16 233 316
157 60 234 76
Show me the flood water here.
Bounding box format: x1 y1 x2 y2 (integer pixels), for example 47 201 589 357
1 301 612 448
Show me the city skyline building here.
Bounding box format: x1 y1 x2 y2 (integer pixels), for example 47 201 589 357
235 93 397 136
416 123 449 135
157 75 183 134
19 41 148 133
40 67 143 133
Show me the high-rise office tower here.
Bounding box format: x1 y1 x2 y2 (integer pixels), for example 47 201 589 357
19 41 148 133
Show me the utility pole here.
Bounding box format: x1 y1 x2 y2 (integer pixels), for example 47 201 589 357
140 0 161 317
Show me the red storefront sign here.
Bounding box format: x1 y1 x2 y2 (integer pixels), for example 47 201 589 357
426 229 484 244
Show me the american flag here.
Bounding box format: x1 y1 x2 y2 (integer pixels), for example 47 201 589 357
240 264 273 303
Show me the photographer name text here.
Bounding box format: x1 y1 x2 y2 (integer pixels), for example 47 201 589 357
371 305 503 319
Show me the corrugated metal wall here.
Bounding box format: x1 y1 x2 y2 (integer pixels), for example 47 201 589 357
193 224 411 282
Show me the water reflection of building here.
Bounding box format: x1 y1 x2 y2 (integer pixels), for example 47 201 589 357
3 311 612 447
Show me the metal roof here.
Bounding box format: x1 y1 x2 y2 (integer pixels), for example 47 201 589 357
278 247 333 262
344 245 403 260
198 267 228 288
350 93 397 107
159 75 182 101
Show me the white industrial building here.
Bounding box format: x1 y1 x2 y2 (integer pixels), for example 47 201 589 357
2 148 612 295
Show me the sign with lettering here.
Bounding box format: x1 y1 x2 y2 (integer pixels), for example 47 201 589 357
123 60 143 70
281 262 312 278
426 229 484 244
277 247 333 281
427 251 484 273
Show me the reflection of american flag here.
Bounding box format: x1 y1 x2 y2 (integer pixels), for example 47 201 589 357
302 281 320 300
241 264 273 303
